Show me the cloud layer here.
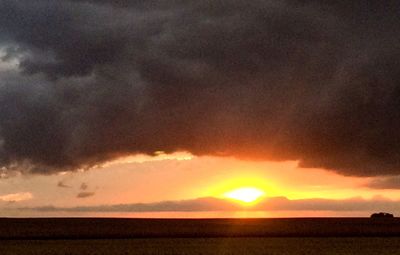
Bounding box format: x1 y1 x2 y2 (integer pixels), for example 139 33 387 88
0 0 400 176
21 196 400 214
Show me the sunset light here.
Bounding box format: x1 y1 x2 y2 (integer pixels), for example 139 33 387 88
1 0 400 253
224 187 265 203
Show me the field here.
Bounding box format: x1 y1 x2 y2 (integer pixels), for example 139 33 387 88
2 218 400 254
2 237 400 255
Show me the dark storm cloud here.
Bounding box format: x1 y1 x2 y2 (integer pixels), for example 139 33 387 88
0 0 400 176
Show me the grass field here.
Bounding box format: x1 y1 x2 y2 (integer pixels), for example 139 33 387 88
2 218 400 238
2 237 400 255
2 218 400 254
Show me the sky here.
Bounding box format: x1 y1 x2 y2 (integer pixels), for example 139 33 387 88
0 0 400 217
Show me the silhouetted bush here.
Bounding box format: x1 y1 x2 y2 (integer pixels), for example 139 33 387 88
370 212 394 218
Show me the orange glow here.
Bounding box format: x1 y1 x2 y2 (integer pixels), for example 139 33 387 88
203 175 279 203
224 187 265 204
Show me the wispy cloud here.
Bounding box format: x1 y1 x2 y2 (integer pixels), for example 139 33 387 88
80 182 88 190
76 191 95 198
0 192 33 202
57 181 71 188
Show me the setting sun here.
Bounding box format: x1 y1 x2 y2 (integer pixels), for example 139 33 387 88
224 187 265 203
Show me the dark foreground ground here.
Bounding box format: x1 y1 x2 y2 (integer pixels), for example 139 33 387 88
3 237 400 255
2 218 400 254
1 217 400 239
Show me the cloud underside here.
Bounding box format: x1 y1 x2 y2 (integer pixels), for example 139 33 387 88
20 196 400 213
367 176 400 189
0 0 400 176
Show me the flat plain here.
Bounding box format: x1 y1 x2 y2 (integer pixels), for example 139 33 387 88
2 218 400 254
3 237 400 255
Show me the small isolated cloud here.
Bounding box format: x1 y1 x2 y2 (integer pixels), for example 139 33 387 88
77 191 95 198
367 176 400 189
0 192 33 202
80 182 88 190
57 181 71 188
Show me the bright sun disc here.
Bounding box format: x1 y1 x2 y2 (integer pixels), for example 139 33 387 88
224 187 265 203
